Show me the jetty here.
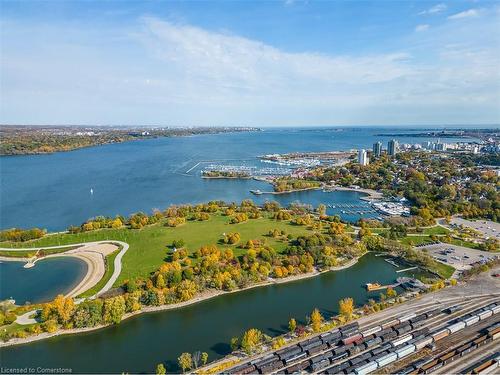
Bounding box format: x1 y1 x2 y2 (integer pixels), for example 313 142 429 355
384 258 400 267
396 266 419 273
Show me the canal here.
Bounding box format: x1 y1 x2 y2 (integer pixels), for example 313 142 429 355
0 253 427 373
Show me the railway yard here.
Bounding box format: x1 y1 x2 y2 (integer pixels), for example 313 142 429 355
221 270 500 375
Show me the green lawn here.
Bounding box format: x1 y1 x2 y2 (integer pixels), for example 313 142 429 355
446 238 481 250
79 249 119 298
433 261 456 279
0 245 81 258
421 226 450 235
399 236 435 246
0 214 312 285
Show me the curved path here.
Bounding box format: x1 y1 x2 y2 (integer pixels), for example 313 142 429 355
0 240 129 325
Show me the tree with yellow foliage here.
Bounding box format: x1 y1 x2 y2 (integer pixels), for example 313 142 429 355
241 328 263 354
178 352 193 373
272 337 286 349
288 318 297 333
339 297 354 320
386 287 397 298
329 222 345 235
310 308 323 332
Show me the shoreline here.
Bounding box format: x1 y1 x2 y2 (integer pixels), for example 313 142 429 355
202 176 252 180
328 186 384 201
0 256 361 348
251 186 322 195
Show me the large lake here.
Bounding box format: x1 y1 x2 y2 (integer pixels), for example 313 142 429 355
0 127 472 231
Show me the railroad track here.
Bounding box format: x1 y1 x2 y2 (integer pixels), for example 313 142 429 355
223 296 500 375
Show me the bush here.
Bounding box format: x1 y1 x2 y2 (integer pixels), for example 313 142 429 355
230 213 248 224
0 228 46 242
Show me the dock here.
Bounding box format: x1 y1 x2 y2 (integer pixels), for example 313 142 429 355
396 266 419 273
384 258 400 267
365 282 399 291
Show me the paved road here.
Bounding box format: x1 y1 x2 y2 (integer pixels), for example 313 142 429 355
4 240 130 325
97 240 129 296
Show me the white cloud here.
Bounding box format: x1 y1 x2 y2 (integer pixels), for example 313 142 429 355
448 9 480 19
419 3 447 15
137 17 414 94
415 24 430 32
1 12 499 126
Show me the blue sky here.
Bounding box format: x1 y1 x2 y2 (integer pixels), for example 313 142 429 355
1 1 499 126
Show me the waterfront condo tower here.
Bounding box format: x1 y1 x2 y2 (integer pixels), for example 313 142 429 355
358 149 369 166
388 139 398 157
373 141 382 157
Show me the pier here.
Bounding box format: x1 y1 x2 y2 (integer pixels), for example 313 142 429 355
396 266 419 273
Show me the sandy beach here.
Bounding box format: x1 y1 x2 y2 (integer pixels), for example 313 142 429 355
329 186 384 201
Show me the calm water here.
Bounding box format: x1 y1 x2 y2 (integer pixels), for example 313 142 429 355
0 253 427 373
0 258 87 304
0 127 472 231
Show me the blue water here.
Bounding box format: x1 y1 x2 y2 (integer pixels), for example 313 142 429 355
0 127 473 231
0 257 87 304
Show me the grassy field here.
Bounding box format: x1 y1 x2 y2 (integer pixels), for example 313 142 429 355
421 226 449 235
446 238 481 250
79 249 120 298
0 214 312 285
0 245 81 258
432 261 456 279
399 236 435 246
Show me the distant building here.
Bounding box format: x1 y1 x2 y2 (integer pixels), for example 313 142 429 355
436 142 447 151
373 141 382 157
358 149 369 166
388 139 398 157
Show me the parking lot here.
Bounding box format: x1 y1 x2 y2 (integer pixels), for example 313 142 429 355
421 243 498 270
450 217 500 241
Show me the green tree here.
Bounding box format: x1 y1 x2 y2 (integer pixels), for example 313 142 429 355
178 352 193 373
230 336 240 351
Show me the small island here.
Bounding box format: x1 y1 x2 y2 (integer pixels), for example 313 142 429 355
202 170 252 179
